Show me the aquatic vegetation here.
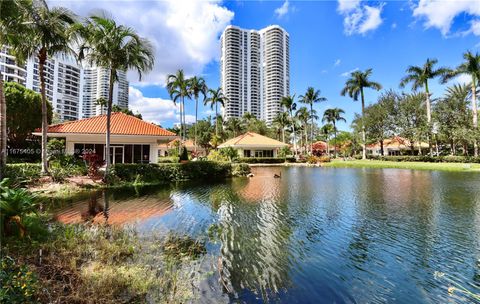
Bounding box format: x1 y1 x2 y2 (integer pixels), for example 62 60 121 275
162 234 207 260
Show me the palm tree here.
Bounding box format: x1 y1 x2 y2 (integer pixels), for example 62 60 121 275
204 87 227 138
224 117 243 138
322 108 346 157
400 58 450 156
77 15 154 179
341 68 382 159
320 123 334 156
0 0 28 178
280 95 297 154
7 2 76 174
442 51 480 156
272 112 290 143
296 107 310 154
299 87 326 154
166 70 190 142
188 76 207 152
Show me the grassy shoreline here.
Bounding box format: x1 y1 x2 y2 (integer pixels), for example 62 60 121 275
323 160 480 172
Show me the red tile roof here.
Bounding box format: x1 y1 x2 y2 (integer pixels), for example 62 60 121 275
40 112 176 136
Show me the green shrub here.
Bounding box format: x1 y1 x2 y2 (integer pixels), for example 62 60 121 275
158 157 179 163
0 256 38 303
236 157 296 164
3 164 41 185
231 163 251 176
219 147 239 161
111 161 233 183
278 146 292 158
207 150 229 162
47 138 66 161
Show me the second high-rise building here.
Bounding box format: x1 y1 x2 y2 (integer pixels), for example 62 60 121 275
220 25 290 124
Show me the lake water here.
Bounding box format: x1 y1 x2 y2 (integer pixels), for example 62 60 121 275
52 167 480 303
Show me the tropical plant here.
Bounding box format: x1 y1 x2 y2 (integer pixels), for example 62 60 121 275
299 87 326 154
6 2 76 174
0 178 37 237
224 117 244 138
296 106 310 154
204 87 228 139
166 69 190 142
188 76 207 153
4 82 52 150
280 95 297 154
363 90 397 156
272 112 290 143
219 147 239 161
320 123 334 155
341 68 382 159
76 15 154 179
396 93 429 155
442 51 480 156
434 84 472 155
322 108 346 157
400 58 451 155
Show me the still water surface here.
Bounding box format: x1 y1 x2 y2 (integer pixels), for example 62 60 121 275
52 167 480 303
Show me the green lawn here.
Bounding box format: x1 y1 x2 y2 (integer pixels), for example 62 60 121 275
323 159 480 172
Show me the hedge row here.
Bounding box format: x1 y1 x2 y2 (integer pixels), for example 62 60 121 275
364 155 480 163
235 157 296 164
111 161 250 183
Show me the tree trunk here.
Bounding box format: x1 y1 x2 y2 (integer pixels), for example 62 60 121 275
215 102 218 138
0 71 6 179
194 97 198 153
291 112 297 155
333 121 337 158
310 104 314 155
472 78 478 157
282 128 285 143
425 83 433 156
104 69 115 181
38 51 49 175
361 88 366 160
380 139 384 156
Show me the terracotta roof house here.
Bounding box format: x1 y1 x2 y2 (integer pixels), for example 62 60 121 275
33 112 177 164
158 138 207 157
367 136 429 156
218 132 288 158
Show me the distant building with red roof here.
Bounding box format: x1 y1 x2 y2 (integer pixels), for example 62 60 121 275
33 112 178 164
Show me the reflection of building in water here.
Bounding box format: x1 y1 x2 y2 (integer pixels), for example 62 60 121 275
55 192 173 225
216 175 292 300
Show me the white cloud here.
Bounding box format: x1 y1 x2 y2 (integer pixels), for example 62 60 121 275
454 74 472 85
412 0 480 36
48 0 234 86
274 0 290 18
341 67 359 77
337 0 384 35
334 59 342 66
392 22 397 29
128 86 179 126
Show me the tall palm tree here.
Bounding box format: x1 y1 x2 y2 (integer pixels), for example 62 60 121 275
0 0 28 177
442 51 480 156
400 58 450 156
280 95 297 154
224 117 243 138
296 106 310 154
341 68 382 159
322 108 346 157
188 76 207 153
299 87 326 154
204 87 227 138
8 2 76 174
272 112 290 143
166 69 190 142
320 123 334 156
77 15 154 179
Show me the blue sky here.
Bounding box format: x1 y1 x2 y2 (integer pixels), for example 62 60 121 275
54 0 480 131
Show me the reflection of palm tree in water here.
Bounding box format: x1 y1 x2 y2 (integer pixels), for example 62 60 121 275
102 191 110 223
81 192 103 222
